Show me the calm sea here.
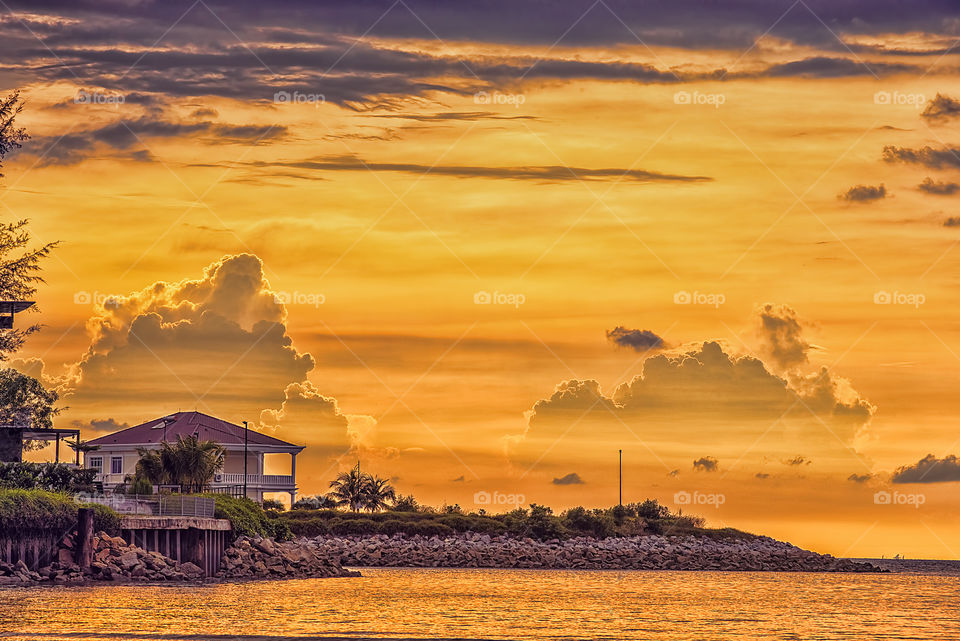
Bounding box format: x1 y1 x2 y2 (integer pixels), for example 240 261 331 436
1 567 959 640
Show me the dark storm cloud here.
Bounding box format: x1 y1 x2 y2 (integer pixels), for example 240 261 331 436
921 94 960 121
883 145 960 170
693 456 719 472
9 0 954 49
606 327 665 351
892 454 960 484
918 178 960 196
239 155 711 183
21 118 287 165
761 57 917 78
552 472 585 485
0 0 956 108
840 184 887 202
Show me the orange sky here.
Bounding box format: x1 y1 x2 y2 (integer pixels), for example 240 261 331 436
3 0 960 558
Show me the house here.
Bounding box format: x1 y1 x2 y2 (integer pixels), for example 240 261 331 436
85 411 304 503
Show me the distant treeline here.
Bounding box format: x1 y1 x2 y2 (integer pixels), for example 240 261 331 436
276 499 753 541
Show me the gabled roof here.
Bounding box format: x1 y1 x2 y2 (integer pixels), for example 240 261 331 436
86 411 302 450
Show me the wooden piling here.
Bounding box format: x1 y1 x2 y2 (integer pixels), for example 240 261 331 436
75 507 94 569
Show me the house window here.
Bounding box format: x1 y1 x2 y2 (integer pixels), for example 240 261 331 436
89 457 102 473
111 456 123 475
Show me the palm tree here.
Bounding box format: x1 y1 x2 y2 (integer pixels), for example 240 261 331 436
65 438 100 454
362 475 396 512
328 465 366 512
135 435 225 493
328 464 397 512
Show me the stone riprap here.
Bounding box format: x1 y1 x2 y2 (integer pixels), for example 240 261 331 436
312 533 884 572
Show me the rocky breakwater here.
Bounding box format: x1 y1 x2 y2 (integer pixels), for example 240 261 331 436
0 531 204 586
218 535 360 580
312 533 883 572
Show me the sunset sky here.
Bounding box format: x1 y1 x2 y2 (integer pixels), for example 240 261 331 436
3 0 960 558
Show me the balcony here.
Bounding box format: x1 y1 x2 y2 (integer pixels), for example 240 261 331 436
94 472 295 490
216 473 295 488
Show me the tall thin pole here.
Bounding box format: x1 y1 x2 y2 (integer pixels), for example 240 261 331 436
619 449 622 506
242 420 248 500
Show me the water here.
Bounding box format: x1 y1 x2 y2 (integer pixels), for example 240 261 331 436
1 568 958 640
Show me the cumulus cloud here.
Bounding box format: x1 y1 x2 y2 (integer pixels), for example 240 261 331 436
44 254 371 476
552 472 585 485
782 455 811 466
918 177 960 195
892 454 960 484
606 327 665 351
756 304 811 370
847 473 872 483
945 217 960 227
839 183 887 202
755 472 770 479
921 93 960 121
693 456 719 472
512 336 875 478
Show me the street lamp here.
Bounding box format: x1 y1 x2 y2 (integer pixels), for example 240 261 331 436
242 420 248 500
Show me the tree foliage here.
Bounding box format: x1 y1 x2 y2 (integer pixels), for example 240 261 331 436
0 461 96 493
328 464 396 512
135 435 225 493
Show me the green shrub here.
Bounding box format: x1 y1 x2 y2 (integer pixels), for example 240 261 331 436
200 494 290 540
261 498 285 511
128 476 153 496
0 462 96 493
0 488 77 533
562 507 615 538
80 502 122 535
407 521 454 537
329 518 378 536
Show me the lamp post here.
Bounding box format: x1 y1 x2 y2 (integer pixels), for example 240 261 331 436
242 420 248 500
619 449 622 506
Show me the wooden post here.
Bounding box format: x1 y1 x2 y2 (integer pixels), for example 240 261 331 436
76 508 94 569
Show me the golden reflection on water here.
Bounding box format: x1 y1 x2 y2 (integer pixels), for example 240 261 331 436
1 568 959 640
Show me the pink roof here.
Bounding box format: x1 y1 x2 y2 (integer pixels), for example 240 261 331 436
86 411 302 450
